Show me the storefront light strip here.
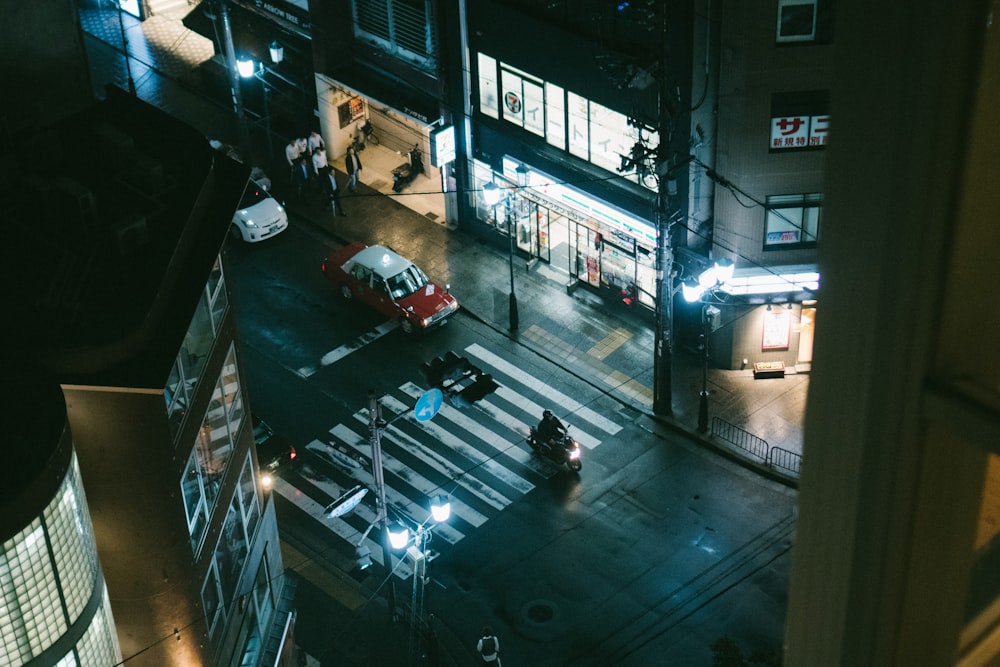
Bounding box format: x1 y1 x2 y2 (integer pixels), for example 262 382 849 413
722 272 820 295
501 157 657 246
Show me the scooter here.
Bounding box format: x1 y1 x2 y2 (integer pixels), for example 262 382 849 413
528 427 583 472
392 144 424 193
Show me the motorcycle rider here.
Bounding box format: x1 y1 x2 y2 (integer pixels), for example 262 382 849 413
536 410 566 449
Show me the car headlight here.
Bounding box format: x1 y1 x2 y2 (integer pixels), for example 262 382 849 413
245 219 257 227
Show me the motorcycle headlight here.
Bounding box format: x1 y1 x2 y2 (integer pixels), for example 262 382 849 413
568 446 581 460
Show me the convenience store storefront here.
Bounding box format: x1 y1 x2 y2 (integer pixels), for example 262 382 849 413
474 157 658 308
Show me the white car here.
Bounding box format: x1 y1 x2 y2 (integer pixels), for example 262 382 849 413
231 180 288 242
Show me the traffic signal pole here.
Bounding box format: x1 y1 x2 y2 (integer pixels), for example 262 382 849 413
368 389 397 621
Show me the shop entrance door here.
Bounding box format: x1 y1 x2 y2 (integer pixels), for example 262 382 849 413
571 225 601 287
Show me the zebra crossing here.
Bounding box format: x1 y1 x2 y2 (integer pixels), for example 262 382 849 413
274 343 624 579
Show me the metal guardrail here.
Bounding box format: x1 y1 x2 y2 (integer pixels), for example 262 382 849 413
710 417 802 477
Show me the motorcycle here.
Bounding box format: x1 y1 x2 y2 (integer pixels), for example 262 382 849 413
392 144 424 193
528 426 583 472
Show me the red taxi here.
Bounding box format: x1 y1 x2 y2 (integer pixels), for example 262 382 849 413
321 243 459 334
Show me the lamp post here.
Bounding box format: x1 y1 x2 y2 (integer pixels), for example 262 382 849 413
682 258 735 433
237 42 283 165
388 496 451 667
114 2 136 95
216 0 252 162
483 168 528 331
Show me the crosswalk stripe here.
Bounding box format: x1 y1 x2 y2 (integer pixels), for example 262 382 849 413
382 391 538 494
272 476 413 576
490 385 602 450
297 320 399 377
326 425 498 522
399 382 551 475
465 342 623 436
301 439 469 543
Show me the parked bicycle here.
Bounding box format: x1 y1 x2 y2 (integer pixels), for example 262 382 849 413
350 119 379 153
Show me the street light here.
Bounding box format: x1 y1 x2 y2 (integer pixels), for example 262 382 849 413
389 497 451 667
484 168 529 331
237 43 284 164
683 258 735 432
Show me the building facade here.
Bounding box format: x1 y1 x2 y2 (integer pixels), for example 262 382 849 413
4 88 292 666
1 377 122 667
698 0 834 371
464 0 699 310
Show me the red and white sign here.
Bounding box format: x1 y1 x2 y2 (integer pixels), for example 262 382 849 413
770 115 830 150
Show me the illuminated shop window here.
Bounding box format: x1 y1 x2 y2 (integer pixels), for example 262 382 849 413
478 53 498 119
764 193 822 249
545 82 565 149
477 53 659 192
0 454 119 667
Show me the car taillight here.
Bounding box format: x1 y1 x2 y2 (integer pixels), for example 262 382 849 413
289 448 297 461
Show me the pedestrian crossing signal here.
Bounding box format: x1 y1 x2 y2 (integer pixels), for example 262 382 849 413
421 351 499 406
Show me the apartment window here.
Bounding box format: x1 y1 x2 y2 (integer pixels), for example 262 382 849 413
202 561 224 638
776 0 836 44
165 255 228 442
352 0 438 72
238 455 260 541
181 346 244 553
215 497 249 604
764 194 822 249
252 557 273 626
181 447 210 551
776 0 817 42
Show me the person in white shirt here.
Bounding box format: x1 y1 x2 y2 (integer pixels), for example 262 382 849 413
312 147 329 177
308 131 325 153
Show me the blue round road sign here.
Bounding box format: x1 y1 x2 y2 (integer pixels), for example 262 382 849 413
414 388 444 422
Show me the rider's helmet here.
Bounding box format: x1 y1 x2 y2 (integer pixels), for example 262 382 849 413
542 409 553 420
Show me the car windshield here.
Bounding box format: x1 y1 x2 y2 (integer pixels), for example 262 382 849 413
239 185 270 209
386 265 429 299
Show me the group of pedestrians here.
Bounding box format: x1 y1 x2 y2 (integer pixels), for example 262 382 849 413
282 129 364 218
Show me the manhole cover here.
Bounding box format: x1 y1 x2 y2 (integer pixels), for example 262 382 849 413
520 599 558 627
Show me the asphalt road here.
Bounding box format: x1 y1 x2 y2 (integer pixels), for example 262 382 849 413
224 213 797 666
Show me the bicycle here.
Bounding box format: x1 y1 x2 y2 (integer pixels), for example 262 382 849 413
350 120 378 153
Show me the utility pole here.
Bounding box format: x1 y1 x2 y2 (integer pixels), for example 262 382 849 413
652 5 675 417
216 0 252 162
368 390 397 621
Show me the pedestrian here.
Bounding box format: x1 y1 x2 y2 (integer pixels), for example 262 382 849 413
292 156 310 199
325 169 346 216
476 626 500 665
345 145 362 192
295 136 308 157
284 139 300 180
307 130 326 154
311 147 329 178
